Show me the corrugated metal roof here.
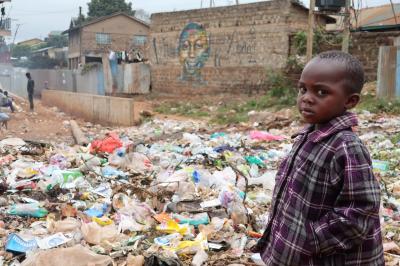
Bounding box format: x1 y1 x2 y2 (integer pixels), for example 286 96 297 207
353 3 400 28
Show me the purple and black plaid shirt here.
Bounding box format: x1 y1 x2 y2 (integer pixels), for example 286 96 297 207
256 112 384 265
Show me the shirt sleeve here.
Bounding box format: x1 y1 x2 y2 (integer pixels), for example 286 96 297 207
306 139 381 256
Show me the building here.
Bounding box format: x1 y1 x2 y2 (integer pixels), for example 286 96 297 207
323 3 400 81
0 0 12 64
327 3 400 32
17 38 46 48
64 12 150 69
31 46 68 61
149 0 335 94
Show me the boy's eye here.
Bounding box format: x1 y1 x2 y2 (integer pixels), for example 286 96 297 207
298 87 306 94
317 90 327 96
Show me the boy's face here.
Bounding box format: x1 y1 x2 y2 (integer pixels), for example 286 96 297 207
297 59 360 124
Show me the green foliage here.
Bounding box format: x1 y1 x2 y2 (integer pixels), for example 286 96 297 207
81 63 101 75
293 27 343 56
11 44 32 58
13 55 62 69
155 71 297 125
357 94 400 115
46 35 68 48
265 71 297 104
293 31 307 55
154 102 209 118
286 56 304 74
87 0 134 19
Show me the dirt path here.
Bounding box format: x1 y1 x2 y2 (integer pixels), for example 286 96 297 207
0 97 75 143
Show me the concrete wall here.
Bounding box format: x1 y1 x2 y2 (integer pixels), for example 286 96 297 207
0 63 150 99
42 90 146 126
149 1 324 94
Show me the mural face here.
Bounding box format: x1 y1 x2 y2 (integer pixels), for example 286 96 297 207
178 22 210 82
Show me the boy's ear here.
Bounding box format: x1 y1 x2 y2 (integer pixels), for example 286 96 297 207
345 93 360 110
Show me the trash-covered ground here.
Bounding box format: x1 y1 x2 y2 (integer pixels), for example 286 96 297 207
1 106 400 266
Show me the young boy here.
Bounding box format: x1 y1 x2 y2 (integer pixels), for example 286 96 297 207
3 91 14 113
253 51 384 265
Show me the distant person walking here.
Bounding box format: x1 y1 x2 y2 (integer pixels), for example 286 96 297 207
26 72 34 111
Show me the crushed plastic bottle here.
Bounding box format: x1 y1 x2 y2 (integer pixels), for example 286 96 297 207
8 204 48 218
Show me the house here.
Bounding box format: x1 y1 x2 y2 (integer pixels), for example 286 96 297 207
0 0 12 63
353 3 400 31
31 46 68 61
63 12 150 69
149 0 336 94
327 3 400 32
17 38 46 49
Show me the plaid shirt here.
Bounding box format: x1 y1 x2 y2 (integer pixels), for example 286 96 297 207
256 112 384 266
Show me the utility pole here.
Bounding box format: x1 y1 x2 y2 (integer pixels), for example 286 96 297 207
10 23 21 58
341 0 351 52
306 0 315 62
236 0 239 4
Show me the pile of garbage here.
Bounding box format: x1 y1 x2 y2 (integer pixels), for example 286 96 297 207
0 112 399 265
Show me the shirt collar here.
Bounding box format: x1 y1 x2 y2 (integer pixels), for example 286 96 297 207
292 112 358 143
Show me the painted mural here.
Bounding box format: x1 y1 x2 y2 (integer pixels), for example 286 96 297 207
178 22 210 84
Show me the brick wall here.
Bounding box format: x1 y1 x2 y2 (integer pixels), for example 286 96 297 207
149 1 321 94
350 31 400 82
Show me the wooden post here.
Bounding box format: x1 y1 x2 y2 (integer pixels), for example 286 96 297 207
306 0 315 62
70 120 89 145
342 0 351 53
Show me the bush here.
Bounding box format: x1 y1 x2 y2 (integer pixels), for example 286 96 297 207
266 71 297 104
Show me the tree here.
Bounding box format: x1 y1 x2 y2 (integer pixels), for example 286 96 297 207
134 9 150 23
87 0 134 19
46 35 68 48
11 44 31 58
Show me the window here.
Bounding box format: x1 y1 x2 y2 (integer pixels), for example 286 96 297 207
133 35 147 46
96 33 111 45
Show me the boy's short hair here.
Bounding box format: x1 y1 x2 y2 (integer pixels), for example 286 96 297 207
315 50 364 94
3 91 8 96
26 72 31 78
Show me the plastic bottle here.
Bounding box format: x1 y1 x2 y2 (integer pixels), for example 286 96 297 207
8 203 48 218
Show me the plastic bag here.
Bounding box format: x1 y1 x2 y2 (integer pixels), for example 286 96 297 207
127 254 145 266
156 219 190 235
51 169 85 189
81 222 118 245
124 152 153 172
249 130 285 141
172 212 209 227
248 170 277 191
21 244 113 266
165 232 207 255
49 154 69 170
90 132 123 154
192 249 208 266
48 217 81 233
108 147 126 167
84 203 109 218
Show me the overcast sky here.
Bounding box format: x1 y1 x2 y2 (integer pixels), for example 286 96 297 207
5 0 394 43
